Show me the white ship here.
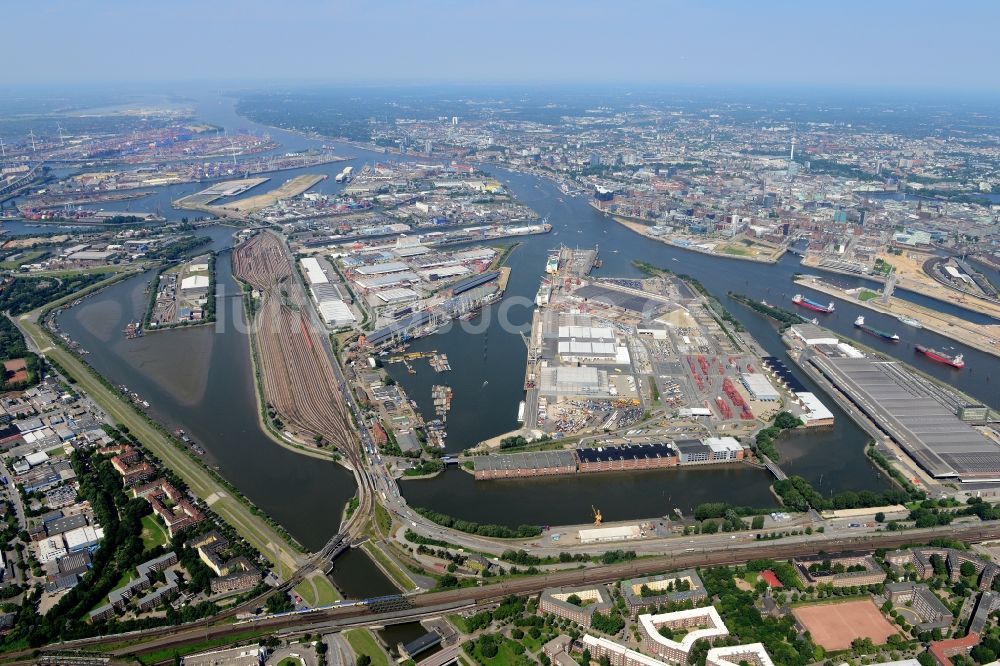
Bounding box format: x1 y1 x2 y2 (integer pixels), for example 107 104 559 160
545 251 560 275
896 314 923 329
535 282 551 306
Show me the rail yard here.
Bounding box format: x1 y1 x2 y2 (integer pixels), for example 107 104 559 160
232 232 373 535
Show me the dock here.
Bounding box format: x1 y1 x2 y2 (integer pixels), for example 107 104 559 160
498 266 511 292
559 245 600 278
431 385 452 419
429 353 451 372
795 276 1000 358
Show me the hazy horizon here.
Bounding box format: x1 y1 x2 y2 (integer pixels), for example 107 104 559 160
9 0 1000 92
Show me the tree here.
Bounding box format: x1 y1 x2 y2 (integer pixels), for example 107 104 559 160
566 594 583 606
960 561 977 578
875 512 885 523
580 649 592 665
357 656 372 666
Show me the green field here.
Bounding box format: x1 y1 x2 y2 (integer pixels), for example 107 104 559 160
345 629 389 666
465 636 523 666
293 571 340 608
140 514 169 550
362 541 416 591
858 289 879 301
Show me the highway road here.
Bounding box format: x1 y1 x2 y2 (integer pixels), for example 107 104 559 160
19 521 1000 659
21 521 1000 665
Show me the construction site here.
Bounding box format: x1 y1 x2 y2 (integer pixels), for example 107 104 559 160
175 174 327 217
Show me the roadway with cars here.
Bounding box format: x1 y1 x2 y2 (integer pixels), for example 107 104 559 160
20 521 1000 665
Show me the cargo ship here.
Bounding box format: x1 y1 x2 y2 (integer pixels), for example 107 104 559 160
545 251 560 275
535 281 551 306
791 294 835 314
915 345 964 369
854 316 899 342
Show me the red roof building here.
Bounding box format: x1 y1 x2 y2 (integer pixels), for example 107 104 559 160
929 633 980 666
760 570 783 588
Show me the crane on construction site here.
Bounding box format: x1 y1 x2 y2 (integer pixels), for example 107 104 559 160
592 506 603 527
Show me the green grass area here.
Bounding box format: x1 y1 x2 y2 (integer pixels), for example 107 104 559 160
448 614 471 634
278 658 302 666
362 541 416 592
44 446 67 458
465 636 521 666
294 572 340 608
0 251 46 270
136 629 268 665
722 246 750 256
140 513 169 551
345 629 389 666
18 313 304 580
859 289 880 301
374 502 392 536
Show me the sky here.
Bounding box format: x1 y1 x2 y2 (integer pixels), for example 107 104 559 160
8 0 1000 91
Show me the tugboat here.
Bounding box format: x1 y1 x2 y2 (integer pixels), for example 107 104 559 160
791 294 835 314
915 345 965 369
854 316 899 342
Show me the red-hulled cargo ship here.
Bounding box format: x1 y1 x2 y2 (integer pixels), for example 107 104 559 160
791 294 835 314
915 345 964 369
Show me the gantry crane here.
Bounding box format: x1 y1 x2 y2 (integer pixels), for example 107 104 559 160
592 506 602 527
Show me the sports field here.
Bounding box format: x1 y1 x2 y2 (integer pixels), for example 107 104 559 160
792 599 897 650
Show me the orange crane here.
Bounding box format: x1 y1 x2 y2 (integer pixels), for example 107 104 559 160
592 506 603 527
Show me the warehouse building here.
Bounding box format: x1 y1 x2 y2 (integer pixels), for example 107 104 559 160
806 352 1000 481
674 438 744 464
472 450 577 480
577 442 678 473
578 524 642 544
539 365 611 399
740 373 780 401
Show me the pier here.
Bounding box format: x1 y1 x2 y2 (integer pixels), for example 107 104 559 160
795 276 1000 358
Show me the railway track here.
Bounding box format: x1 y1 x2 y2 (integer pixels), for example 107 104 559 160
18 522 1000 664
232 232 373 539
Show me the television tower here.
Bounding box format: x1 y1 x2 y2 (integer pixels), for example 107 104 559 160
789 135 796 163
28 129 37 152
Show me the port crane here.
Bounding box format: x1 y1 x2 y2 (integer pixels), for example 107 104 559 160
592 506 602 527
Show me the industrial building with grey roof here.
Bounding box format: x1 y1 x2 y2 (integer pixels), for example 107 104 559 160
807 353 1000 481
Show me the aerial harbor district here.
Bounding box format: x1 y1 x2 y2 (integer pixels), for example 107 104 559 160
2 54 1000 666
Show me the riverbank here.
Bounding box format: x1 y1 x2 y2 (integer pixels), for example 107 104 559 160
18 309 307 579
795 275 1000 358
607 211 785 264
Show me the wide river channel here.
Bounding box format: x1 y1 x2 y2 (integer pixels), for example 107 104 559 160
43 92 1000 546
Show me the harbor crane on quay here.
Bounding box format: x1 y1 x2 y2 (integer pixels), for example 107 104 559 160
592 506 603 526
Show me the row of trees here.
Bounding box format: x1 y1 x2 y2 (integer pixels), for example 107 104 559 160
413 507 541 538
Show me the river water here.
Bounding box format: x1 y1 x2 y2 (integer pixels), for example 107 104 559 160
52 92 1000 536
